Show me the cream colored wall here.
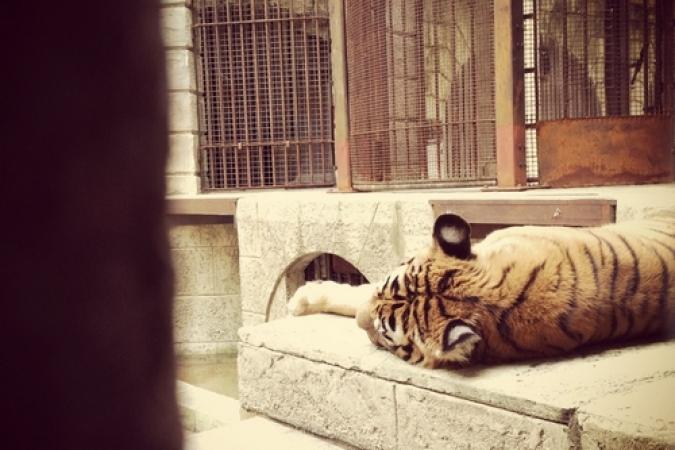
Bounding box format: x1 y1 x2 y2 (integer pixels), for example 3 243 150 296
161 0 201 195
169 219 241 355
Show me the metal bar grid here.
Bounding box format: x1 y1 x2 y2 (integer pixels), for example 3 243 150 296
345 0 497 188
524 0 672 184
193 0 335 190
523 0 539 180
304 254 369 286
534 0 667 121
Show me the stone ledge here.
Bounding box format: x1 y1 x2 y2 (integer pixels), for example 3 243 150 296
238 315 675 449
176 381 240 433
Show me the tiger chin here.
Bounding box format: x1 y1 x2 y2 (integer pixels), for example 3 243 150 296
288 213 675 368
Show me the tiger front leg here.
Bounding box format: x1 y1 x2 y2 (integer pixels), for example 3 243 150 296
287 280 376 318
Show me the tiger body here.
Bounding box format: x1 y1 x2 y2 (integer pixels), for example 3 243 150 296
288 213 675 368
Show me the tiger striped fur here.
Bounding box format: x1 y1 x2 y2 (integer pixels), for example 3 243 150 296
288 213 675 368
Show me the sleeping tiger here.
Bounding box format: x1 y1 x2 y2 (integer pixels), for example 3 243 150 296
288 212 675 368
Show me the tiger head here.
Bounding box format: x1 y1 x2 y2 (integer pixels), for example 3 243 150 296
356 213 485 368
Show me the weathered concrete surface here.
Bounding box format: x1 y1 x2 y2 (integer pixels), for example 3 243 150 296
177 381 240 433
169 222 241 355
185 416 353 450
397 385 568 450
161 0 200 195
239 314 675 449
238 345 397 450
577 376 675 449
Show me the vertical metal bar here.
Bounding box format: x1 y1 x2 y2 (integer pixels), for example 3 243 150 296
385 0 394 179
251 0 264 186
276 4 289 184
238 0 252 187
290 0 301 182
494 0 527 187
433 0 441 179
654 0 662 113
450 0 457 178
415 0 426 179
314 1 326 182
402 0 411 172
643 0 649 113
663 0 674 117
195 2 207 189
212 0 228 188
583 0 589 115
263 0 277 185
470 1 478 178
206 1 217 188
303 9 314 181
224 1 240 187
533 0 540 178
561 0 568 117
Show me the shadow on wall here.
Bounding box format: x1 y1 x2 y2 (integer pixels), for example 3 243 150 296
265 253 370 322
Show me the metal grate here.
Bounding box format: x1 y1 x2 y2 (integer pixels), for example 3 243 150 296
528 0 673 180
523 0 539 180
304 254 368 285
345 0 497 189
194 0 335 190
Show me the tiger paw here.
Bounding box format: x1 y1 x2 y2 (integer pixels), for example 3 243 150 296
287 281 329 316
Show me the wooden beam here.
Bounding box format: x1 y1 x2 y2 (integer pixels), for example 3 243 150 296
166 197 237 216
330 0 354 192
430 198 616 227
494 0 527 187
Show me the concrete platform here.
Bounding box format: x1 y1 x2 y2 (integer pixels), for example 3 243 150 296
185 416 352 450
238 315 675 450
177 381 240 433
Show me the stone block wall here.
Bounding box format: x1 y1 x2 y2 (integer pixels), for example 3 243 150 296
161 0 201 195
235 194 435 327
169 219 241 355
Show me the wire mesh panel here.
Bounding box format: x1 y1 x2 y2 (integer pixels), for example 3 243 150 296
194 0 335 190
345 0 497 189
528 0 673 180
304 254 368 285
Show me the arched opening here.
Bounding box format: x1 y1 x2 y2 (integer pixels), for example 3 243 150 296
303 253 369 286
266 253 369 322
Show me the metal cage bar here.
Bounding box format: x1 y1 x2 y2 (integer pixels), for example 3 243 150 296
344 0 498 189
531 0 673 187
193 0 335 190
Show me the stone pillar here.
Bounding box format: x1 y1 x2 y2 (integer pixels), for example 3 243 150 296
161 0 201 194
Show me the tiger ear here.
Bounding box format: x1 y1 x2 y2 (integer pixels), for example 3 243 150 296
441 319 482 359
433 214 472 259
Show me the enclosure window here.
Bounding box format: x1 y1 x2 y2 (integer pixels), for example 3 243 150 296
527 0 673 181
304 254 368 286
345 0 497 189
193 0 335 190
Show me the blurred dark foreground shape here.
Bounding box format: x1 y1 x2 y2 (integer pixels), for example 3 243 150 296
1 1 183 449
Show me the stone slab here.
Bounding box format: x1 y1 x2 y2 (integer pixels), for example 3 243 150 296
166 174 200 195
166 49 197 92
168 91 199 133
161 5 193 48
397 385 569 450
238 344 397 450
577 376 675 449
239 315 675 427
176 381 240 433
167 132 199 175
185 417 352 450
